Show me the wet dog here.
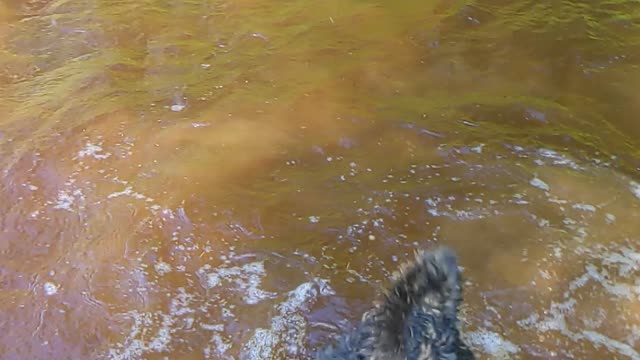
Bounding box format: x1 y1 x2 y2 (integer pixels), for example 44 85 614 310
317 247 474 360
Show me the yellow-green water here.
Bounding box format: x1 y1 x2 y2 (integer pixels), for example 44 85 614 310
1 0 640 359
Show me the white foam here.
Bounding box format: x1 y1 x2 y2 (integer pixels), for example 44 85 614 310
572 203 596 212
631 181 640 200
425 197 439 207
52 188 84 211
243 279 332 359
107 186 149 201
453 209 486 220
147 315 172 352
471 144 484 153
424 196 488 220
107 187 134 199
198 261 276 304
43 282 59 296
170 104 185 112
582 264 640 299
154 261 172 276
522 304 640 360
602 249 640 277
244 328 283 359
519 246 640 360
169 287 194 317
466 329 519 359
582 331 640 360
78 142 111 160
201 324 225 332
204 333 232 359
108 312 175 359
53 190 75 211
107 285 202 359
529 177 549 191
107 253 318 359
537 149 582 170
605 213 616 224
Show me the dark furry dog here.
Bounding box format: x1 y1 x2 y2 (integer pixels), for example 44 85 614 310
317 247 474 360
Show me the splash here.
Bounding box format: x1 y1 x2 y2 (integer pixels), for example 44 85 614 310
537 149 583 171
518 243 640 360
77 142 111 160
465 329 519 359
631 181 640 200
197 261 276 304
529 177 550 191
242 279 334 359
43 282 59 296
52 188 85 212
154 261 172 276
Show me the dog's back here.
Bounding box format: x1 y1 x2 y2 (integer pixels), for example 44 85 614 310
317 248 474 360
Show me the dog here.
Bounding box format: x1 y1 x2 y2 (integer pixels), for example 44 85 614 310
316 247 474 360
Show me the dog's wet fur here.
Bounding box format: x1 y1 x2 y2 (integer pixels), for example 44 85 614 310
317 247 475 360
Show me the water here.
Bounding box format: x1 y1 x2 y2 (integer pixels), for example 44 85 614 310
1 0 639 359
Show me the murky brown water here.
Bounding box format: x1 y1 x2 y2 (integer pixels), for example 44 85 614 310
1 0 640 359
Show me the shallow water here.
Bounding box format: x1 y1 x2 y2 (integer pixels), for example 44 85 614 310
1 0 640 359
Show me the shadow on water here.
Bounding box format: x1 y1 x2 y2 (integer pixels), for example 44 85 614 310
0 0 639 359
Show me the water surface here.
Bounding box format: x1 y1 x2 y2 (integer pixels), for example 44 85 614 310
1 0 640 359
